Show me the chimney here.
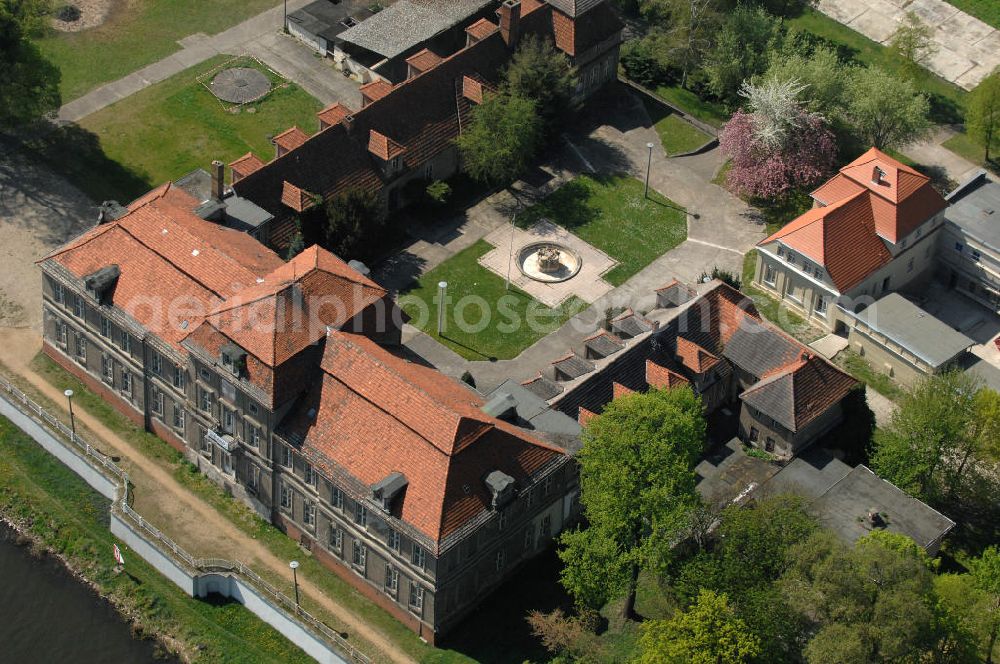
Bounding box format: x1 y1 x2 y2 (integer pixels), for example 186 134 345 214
499 0 521 48
211 159 225 200
872 166 885 185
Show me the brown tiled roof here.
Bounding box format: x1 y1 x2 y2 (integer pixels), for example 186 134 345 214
273 126 309 153
646 360 689 390
368 130 407 161
462 75 486 104
281 331 566 544
740 355 857 432
551 1 623 57
578 407 596 425
465 17 497 41
360 79 393 104
229 152 266 182
280 181 318 212
675 336 721 374
406 48 443 74
317 102 352 129
612 382 634 398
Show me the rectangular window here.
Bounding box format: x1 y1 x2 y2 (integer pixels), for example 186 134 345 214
199 367 211 381
172 402 185 430
331 485 344 510
221 451 233 475
543 476 552 496
280 485 293 510
763 264 776 286
777 246 785 258
221 406 235 434
388 528 400 552
765 437 775 452
249 424 261 450
119 332 131 355
955 242 964 253
172 365 184 389
525 489 534 509
100 317 111 338
280 445 293 468
412 543 426 569
354 503 367 528
53 282 65 304
749 426 759 442
151 387 164 415
56 320 68 347
121 371 132 396
352 540 367 569
73 296 84 319
495 549 506 571
75 334 87 361
248 402 259 416
329 527 343 555
304 464 317 487
815 269 824 280
523 526 534 551
101 355 114 384
815 295 828 315
409 583 424 611
304 502 316 527
385 565 399 595
498 511 508 531
786 252 796 265
972 250 982 262
882 277 891 292
150 352 161 376
541 515 551 538
198 387 213 414
247 465 260 494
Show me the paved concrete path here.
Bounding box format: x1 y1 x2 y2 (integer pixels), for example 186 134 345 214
904 125 991 185
816 0 1000 90
245 31 363 109
57 0 316 123
385 90 765 391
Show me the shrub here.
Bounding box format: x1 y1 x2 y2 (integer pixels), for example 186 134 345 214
621 37 668 89
699 267 741 290
426 180 451 205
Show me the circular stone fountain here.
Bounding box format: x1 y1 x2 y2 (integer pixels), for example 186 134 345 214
517 242 582 283
209 67 272 104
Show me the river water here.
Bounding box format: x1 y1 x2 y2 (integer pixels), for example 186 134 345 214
0 523 167 663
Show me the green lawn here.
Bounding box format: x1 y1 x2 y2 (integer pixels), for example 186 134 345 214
943 131 999 173
37 0 286 102
519 174 688 286
0 416 313 664
23 55 321 204
654 84 729 128
740 251 824 344
787 8 967 125
835 350 907 401
642 98 713 156
399 240 587 361
944 0 1000 29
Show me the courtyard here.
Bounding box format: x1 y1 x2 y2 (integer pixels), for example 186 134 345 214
26 54 322 203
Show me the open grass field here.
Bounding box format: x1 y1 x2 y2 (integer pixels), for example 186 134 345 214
653 84 729 128
0 415 314 664
37 0 283 102
519 174 688 286
641 98 713 156
399 240 587 361
23 54 321 203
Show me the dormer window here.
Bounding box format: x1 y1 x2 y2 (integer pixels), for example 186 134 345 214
484 470 515 510
220 344 247 377
872 166 886 184
83 265 120 304
371 472 408 512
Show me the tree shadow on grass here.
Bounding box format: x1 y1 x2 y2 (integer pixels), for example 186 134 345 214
18 123 152 204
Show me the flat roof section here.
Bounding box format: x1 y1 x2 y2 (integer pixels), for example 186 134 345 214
854 293 974 368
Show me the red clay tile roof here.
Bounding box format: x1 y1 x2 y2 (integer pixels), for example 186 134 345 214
462 75 486 104
42 184 284 349
406 48 443 74
740 354 857 432
229 152 266 182
578 407 596 425
360 79 393 104
282 330 566 544
368 130 407 161
646 360 689 390
280 181 318 212
317 102 352 129
811 173 865 206
465 17 497 41
761 190 893 292
612 382 634 398
273 126 309 153
675 336 721 374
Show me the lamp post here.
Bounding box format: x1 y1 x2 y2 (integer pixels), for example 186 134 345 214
64 389 75 439
283 0 289 33
289 560 300 608
644 142 654 199
437 281 448 336
505 214 516 291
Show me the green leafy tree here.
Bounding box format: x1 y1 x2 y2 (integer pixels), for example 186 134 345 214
765 46 851 116
888 11 938 74
781 530 944 663
503 35 577 128
843 66 931 150
322 188 384 261
971 547 1000 661
0 0 61 127
456 93 542 188
558 387 705 619
967 69 1000 163
638 590 761 664
703 4 782 106
936 572 999 663
658 0 722 87
871 371 989 504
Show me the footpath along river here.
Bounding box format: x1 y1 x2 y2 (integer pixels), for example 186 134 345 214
0 521 171 663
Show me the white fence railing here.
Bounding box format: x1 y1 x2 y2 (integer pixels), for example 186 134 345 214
0 374 370 664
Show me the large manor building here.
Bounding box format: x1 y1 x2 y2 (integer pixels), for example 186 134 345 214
37 0 623 642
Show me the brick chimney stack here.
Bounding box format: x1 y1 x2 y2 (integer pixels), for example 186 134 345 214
500 0 521 48
211 159 225 200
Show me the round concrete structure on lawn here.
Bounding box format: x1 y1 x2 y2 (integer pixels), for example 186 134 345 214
517 242 582 283
209 67 272 104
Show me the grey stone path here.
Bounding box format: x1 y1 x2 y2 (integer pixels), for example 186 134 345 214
388 91 765 392
904 126 992 185
56 0 318 123
816 0 1000 90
